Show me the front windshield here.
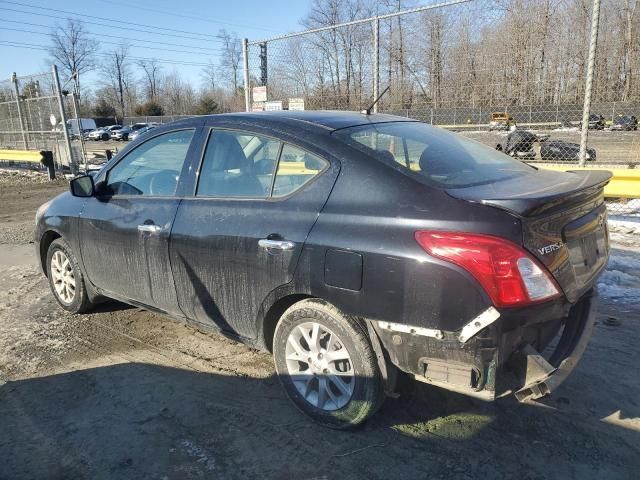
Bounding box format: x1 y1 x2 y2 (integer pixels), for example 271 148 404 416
333 121 534 188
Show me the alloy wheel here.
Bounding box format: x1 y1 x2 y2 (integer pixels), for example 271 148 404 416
285 322 355 411
50 250 75 304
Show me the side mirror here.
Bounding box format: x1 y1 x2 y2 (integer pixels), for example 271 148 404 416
70 175 95 197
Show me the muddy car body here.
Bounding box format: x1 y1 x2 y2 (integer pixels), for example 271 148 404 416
35 111 610 427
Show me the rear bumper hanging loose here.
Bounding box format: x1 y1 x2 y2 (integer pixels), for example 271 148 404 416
513 289 597 402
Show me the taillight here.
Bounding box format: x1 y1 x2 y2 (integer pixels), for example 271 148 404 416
414 231 561 307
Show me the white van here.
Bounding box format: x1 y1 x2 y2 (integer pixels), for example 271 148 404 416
66 118 97 136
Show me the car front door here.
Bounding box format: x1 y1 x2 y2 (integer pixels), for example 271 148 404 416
169 128 339 339
79 128 201 314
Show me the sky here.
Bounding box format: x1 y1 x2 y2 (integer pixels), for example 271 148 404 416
0 0 314 89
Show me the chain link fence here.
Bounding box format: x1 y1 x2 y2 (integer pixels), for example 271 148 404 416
0 68 82 173
243 0 638 217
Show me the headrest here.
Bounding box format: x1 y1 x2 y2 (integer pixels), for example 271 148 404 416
208 132 248 171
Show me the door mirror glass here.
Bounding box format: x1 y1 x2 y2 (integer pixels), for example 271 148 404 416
70 175 95 197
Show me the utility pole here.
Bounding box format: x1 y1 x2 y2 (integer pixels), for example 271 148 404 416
579 0 601 167
259 42 268 87
242 38 250 112
373 17 380 113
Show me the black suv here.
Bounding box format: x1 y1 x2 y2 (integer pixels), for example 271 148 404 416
36 112 610 428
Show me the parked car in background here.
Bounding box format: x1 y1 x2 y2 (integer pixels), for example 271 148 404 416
128 125 156 141
583 114 605 130
489 112 515 131
89 125 123 141
111 126 132 141
540 140 596 161
36 111 610 428
610 115 638 131
88 128 111 141
130 122 149 132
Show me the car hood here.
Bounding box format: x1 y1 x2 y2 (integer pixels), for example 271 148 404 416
446 168 611 217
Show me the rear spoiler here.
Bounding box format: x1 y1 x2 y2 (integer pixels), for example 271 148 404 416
447 170 612 217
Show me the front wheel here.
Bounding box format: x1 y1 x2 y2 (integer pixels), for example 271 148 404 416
46 238 93 313
273 299 384 429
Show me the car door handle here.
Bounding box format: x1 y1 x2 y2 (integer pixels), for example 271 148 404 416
137 224 162 234
258 239 296 251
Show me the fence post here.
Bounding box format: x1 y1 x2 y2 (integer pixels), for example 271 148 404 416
11 72 29 150
242 38 251 112
52 65 75 174
373 17 380 113
579 0 601 167
71 89 88 173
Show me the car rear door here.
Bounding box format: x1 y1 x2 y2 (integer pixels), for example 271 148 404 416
169 128 339 339
79 127 203 314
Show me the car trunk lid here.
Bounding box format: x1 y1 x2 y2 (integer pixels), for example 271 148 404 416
446 169 611 302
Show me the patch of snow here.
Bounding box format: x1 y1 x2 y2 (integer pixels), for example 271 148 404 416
598 251 640 302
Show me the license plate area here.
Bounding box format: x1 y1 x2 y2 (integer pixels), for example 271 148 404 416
564 205 608 287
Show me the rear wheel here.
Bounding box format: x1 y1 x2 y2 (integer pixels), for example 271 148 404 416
273 299 384 429
46 238 93 313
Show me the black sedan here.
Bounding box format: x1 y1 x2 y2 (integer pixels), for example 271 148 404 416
36 111 610 427
540 140 597 162
610 115 638 131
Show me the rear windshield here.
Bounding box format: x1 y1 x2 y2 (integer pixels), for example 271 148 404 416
333 121 534 188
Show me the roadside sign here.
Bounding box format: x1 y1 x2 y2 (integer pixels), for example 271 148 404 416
252 102 265 112
265 101 283 111
288 98 305 111
252 86 267 102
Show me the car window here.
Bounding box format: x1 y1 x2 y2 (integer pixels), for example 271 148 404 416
106 129 194 196
334 122 534 188
197 130 280 198
272 144 328 197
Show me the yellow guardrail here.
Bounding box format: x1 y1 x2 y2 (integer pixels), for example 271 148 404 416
0 149 42 163
533 165 640 199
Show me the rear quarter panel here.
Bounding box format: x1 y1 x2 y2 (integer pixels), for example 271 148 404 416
296 146 524 332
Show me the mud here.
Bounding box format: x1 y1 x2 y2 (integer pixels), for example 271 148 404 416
1 171 639 480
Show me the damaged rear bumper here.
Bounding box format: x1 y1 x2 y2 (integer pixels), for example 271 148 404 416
513 290 597 402
371 289 598 402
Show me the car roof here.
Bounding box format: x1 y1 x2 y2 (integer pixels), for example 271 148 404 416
181 110 415 132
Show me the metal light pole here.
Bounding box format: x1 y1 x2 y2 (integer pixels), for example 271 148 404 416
579 0 601 167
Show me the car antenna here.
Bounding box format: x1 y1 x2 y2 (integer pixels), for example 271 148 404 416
362 85 390 115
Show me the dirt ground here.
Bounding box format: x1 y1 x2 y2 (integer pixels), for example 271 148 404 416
0 169 639 480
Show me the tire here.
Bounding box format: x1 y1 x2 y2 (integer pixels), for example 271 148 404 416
102 133 109 141
46 238 93 313
273 299 384 429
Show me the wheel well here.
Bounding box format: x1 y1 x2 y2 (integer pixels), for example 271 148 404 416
263 294 313 352
39 230 61 276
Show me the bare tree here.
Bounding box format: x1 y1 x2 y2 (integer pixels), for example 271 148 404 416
138 59 162 102
48 18 99 97
201 60 217 93
218 30 243 93
101 44 131 117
